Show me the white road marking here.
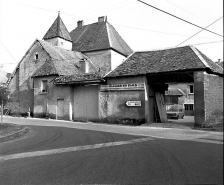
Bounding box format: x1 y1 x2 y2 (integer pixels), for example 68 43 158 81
0 137 153 162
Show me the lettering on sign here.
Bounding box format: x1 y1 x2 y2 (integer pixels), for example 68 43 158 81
100 83 144 91
126 101 141 107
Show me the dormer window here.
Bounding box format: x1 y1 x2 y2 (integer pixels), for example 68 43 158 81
35 53 38 60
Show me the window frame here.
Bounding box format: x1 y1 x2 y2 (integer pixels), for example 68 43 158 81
41 80 48 93
35 53 39 60
189 84 194 94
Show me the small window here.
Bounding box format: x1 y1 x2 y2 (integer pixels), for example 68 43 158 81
35 53 38 60
184 104 194 111
189 85 194 94
41 80 48 93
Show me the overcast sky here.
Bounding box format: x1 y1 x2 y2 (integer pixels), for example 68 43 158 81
0 0 223 73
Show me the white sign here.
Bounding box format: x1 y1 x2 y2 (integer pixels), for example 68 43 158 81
100 83 144 91
126 101 141 107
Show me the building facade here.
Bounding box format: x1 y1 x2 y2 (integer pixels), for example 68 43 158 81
7 13 223 128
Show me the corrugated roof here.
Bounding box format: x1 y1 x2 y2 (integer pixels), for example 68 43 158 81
43 13 72 42
165 88 185 96
32 40 98 77
106 46 223 78
70 21 133 56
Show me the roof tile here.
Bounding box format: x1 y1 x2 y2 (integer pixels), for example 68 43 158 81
70 21 133 56
106 46 223 78
43 14 72 42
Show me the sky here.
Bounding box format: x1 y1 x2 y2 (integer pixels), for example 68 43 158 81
0 0 223 73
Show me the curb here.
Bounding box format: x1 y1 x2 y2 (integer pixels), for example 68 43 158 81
0 127 29 143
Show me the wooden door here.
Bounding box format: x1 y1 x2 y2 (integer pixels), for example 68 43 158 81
57 99 64 119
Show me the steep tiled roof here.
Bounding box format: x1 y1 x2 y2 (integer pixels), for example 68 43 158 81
106 46 223 78
54 72 103 84
43 13 72 42
32 40 98 77
70 21 133 56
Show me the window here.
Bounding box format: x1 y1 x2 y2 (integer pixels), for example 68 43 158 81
35 53 38 60
41 80 48 93
184 104 194 110
189 85 194 94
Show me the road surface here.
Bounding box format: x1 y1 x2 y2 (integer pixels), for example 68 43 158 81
0 116 223 185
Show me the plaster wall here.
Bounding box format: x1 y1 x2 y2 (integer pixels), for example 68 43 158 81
100 76 147 124
111 50 126 70
83 50 111 75
33 76 72 120
46 37 72 50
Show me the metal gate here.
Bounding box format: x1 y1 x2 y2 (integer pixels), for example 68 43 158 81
73 85 99 120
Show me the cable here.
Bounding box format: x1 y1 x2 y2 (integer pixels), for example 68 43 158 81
176 17 223 47
186 40 223 46
0 40 18 63
164 0 223 31
136 0 223 37
15 2 219 40
113 23 217 39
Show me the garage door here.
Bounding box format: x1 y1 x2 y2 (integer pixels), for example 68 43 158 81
73 85 99 120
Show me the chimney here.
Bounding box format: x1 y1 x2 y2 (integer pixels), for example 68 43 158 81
98 16 107 23
77 20 84 27
79 59 89 73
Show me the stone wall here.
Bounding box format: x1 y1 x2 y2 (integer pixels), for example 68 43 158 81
8 41 50 115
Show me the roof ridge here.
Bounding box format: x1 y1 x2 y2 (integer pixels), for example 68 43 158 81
190 46 210 68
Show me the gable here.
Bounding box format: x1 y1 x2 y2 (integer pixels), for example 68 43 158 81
32 40 98 77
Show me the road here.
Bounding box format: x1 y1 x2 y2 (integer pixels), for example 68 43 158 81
0 116 223 185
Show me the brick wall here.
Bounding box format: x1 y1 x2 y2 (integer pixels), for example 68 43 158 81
194 71 223 127
204 73 223 126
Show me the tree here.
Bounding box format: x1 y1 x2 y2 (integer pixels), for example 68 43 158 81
0 84 10 106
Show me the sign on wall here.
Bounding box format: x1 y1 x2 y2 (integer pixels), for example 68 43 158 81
126 101 141 107
100 83 145 91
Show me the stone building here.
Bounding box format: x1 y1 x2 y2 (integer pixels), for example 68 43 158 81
7 13 133 119
104 46 223 127
7 13 223 128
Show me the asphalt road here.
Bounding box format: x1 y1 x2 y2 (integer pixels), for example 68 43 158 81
0 117 223 185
